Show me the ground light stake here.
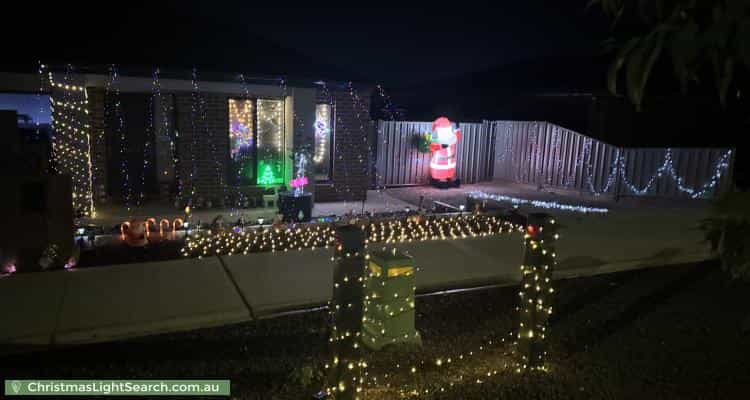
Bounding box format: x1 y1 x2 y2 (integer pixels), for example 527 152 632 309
516 213 558 371
326 224 367 399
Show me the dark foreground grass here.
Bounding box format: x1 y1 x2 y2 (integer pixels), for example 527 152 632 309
1 261 748 399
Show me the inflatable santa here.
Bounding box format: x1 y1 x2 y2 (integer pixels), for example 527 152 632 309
428 117 461 188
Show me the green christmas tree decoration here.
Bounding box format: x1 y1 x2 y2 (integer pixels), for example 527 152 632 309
257 163 277 185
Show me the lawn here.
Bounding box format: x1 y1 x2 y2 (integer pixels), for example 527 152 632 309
1 261 748 399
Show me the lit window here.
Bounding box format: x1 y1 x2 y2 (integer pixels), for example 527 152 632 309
314 103 333 181
228 98 285 186
228 98 255 185
257 99 285 185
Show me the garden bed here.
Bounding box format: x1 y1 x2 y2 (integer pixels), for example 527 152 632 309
1 261 747 399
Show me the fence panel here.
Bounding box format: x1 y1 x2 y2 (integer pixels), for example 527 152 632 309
376 120 493 186
488 120 733 199
376 120 734 199
618 147 734 198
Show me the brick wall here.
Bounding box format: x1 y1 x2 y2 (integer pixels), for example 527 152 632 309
88 81 371 207
86 87 108 204
174 92 231 206
315 85 374 202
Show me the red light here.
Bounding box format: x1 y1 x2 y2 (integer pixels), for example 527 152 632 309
526 225 537 235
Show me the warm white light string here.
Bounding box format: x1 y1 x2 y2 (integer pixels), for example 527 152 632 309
469 191 609 214
49 67 95 217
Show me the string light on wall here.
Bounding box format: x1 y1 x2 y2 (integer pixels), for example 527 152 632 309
468 191 609 214
347 82 374 204
105 65 131 211
187 68 202 206
48 65 95 217
140 71 159 207
189 68 227 207
375 84 399 120
152 68 181 203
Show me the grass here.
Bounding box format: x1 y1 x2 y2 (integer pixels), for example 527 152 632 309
1 261 748 399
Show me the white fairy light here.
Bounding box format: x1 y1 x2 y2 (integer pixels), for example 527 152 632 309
617 148 732 198
469 191 609 214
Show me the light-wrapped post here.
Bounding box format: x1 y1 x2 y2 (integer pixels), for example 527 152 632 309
516 213 558 371
362 248 421 350
326 224 367 399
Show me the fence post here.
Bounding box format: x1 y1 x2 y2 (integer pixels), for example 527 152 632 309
326 224 367 399
516 213 558 372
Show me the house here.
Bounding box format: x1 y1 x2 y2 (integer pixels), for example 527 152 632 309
0 67 375 218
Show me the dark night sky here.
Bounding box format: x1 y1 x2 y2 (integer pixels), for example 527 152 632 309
241 3 608 86
7 2 608 87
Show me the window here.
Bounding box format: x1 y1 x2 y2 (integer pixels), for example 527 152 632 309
257 99 285 185
313 103 333 181
228 98 255 185
228 98 285 186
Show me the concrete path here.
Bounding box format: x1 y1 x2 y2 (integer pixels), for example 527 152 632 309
0 188 714 347
88 191 415 229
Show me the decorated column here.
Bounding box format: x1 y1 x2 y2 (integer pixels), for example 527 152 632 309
516 213 558 371
326 224 367 399
362 248 421 350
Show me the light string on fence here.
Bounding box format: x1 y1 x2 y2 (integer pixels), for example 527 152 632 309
580 137 619 195
616 148 732 198
495 124 731 198
494 122 511 163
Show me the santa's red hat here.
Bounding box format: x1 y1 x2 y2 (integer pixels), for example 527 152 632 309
433 116 452 131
